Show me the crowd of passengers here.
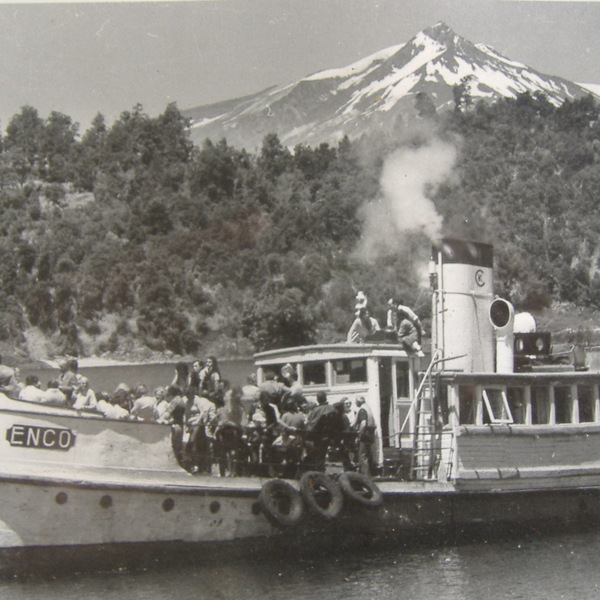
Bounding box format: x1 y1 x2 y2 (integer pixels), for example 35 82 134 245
0 356 378 478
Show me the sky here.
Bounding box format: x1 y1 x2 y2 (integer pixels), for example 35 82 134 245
0 0 599 133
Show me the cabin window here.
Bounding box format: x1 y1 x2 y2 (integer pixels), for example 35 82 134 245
332 359 367 385
437 383 450 425
261 364 283 381
531 386 550 424
302 361 327 386
577 385 595 423
482 388 512 424
395 361 410 398
458 385 477 425
507 387 525 424
554 386 573 424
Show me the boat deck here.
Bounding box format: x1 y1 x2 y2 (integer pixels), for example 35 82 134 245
0 460 455 496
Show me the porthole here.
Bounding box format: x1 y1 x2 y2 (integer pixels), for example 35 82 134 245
100 495 113 509
209 500 221 514
55 492 68 505
162 498 175 512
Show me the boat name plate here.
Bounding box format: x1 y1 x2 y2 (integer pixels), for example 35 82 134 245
5 424 76 451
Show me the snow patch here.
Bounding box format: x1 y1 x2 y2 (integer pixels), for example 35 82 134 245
476 43 527 68
305 44 405 82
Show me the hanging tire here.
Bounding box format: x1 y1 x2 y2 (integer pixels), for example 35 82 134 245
258 479 305 527
338 472 383 508
299 471 344 520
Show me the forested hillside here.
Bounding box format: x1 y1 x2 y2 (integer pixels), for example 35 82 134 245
1 93 599 364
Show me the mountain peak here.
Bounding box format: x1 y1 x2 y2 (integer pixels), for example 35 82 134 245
184 23 598 150
424 21 456 40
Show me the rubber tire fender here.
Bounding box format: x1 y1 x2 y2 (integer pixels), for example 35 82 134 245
338 472 383 508
299 471 344 520
258 478 305 527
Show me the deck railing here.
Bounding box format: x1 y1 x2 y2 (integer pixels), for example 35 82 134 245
394 350 463 481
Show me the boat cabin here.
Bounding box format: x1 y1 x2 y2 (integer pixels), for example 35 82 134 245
255 343 425 466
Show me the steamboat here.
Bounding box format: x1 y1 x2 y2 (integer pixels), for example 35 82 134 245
2 237 600 575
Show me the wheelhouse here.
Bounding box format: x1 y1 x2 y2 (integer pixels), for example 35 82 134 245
254 343 425 465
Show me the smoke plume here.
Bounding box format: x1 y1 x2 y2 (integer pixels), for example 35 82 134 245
354 139 457 262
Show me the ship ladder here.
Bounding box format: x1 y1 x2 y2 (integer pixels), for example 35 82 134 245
400 351 463 481
411 376 435 480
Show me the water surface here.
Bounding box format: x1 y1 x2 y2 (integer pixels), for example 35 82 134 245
2 530 599 600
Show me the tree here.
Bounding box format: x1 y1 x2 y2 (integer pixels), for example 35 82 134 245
189 138 238 199
241 287 316 351
40 111 79 182
72 113 107 191
3 106 44 182
257 133 293 180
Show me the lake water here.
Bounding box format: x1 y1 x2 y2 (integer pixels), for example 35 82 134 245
1 528 599 599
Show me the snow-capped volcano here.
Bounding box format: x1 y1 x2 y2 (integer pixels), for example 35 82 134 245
184 22 597 150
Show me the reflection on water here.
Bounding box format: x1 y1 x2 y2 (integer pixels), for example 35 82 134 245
3 530 600 600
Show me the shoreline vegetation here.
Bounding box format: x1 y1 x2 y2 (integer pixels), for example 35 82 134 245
5 302 600 372
2 96 600 368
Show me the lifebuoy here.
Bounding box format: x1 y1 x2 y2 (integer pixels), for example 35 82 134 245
338 472 383 508
299 471 344 520
258 479 305 527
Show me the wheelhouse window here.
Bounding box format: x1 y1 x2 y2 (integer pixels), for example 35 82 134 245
458 385 477 425
554 386 573 424
577 385 596 423
301 361 327 386
395 361 410 398
437 383 450 426
332 359 367 385
531 386 550 424
482 388 512 424
507 387 525 424
261 364 285 381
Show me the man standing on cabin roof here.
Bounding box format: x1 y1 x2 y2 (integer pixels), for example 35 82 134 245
347 307 380 343
355 396 376 477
